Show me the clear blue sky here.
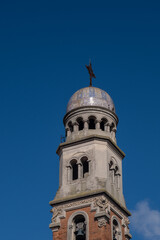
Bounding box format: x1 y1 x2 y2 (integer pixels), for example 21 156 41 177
0 1 160 239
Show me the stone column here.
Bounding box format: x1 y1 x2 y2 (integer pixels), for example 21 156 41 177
73 122 78 132
66 128 70 137
95 120 100 130
111 128 117 142
106 123 111 132
104 124 107 132
84 120 88 130
67 166 71 183
117 174 120 189
78 163 82 179
111 170 114 184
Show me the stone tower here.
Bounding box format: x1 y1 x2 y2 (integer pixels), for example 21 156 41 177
49 86 132 240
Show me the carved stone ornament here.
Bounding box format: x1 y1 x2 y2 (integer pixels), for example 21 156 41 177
113 226 121 239
51 207 62 223
124 218 130 234
69 224 73 229
98 217 107 228
50 195 127 229
94 196 110 213
125 218 130 226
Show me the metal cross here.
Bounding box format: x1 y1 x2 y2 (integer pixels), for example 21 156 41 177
85 61 96 86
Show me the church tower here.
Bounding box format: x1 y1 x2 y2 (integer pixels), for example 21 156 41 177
49 76 132 239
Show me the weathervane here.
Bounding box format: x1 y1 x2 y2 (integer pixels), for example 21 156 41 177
85 61 96 86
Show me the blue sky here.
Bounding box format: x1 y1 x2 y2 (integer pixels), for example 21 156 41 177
0 1 160 239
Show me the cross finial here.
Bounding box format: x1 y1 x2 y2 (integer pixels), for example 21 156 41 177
85 61 96 87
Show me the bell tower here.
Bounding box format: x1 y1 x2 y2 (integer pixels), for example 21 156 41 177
49 84 132 240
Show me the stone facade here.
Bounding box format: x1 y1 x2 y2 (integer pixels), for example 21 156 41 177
49 86 132 240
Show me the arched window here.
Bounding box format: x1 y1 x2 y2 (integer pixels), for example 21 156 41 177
68 121 73 132
81 157 89 178
109 158 116 184
77 118 84 131
74 215 86 240
70 159 78 180
88 116 96 129
67 211 89 240
109 160 114 171
100 118 107 131
115 166 118 174
112 218 121 240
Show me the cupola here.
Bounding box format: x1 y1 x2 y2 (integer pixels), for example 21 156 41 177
64 86 118 144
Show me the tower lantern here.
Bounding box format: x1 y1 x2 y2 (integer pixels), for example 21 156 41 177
49 73 132 240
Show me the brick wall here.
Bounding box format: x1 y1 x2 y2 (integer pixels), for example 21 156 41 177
52 205 125 240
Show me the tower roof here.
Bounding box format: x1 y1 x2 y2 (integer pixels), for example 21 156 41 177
66 87 115 113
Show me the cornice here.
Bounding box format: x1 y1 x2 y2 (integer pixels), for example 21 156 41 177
49 188 131 217
63 105 119 125
56 135 125 158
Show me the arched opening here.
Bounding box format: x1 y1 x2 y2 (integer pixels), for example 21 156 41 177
74 215 86 240
68 121 73 132
100 118 107 131
67 211 89 240
88 116 96 129
70 160 78 180
112 218 121 240
81 157 89 178
115 166 118 174
110 122 115 132
109 160 114 170
77 118 84 131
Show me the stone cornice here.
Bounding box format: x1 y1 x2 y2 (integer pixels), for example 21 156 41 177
49 189 131 217
63 105 119 125
56 135 125 158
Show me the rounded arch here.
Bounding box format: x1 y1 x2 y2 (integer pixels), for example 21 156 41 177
77 117 84 131
100 118 108 131
80 156 89 178
110 122 115 131
68 121 74 132
70 159 78 180
115 165 120 175
109 157 117 170
67 211 89 240
88 116 96 129
111 216 122 240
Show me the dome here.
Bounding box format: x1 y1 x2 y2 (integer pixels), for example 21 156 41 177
66 87 115 113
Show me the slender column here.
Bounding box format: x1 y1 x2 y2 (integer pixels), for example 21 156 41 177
78 163 82 179
84 120 88 130
95 120 100 129
66 128 70 137
106 123 111 132
110 170 114 184
111 128 117 141
73 122 78 132
67 166 71 182
117 174 120 189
